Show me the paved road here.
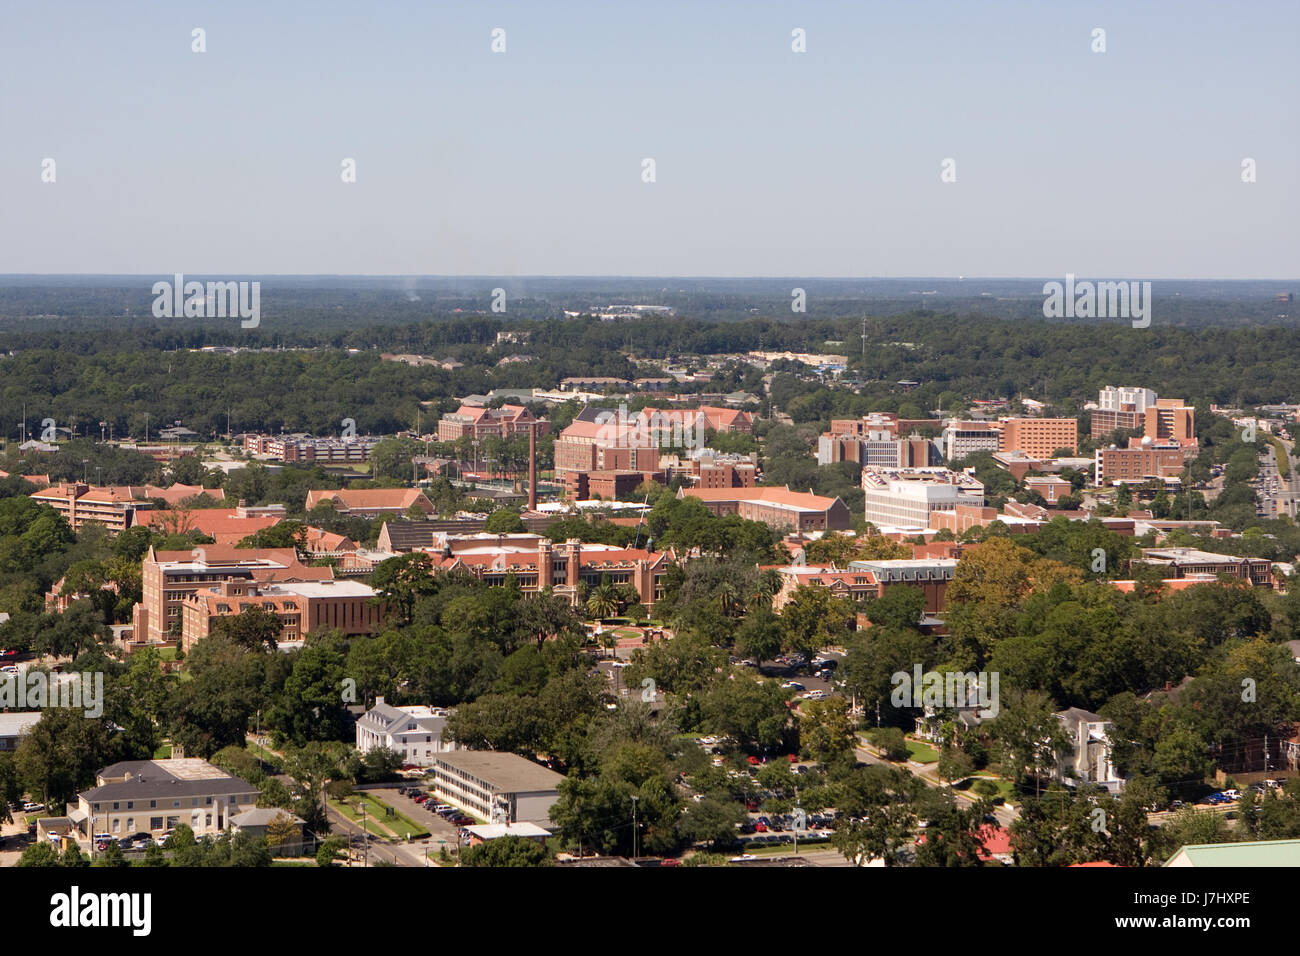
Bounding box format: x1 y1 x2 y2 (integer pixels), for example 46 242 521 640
324 801 438 868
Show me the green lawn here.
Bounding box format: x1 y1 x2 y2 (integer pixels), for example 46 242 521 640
738 836 833 856
905 740 939 763
158 647 179 661
152 742 173 759
356 794 429 840
329 799 391 838
331 794 430 841
956 774 1017 803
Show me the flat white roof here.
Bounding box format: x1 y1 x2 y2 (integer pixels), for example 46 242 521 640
465 822 552 839
265 581 377 599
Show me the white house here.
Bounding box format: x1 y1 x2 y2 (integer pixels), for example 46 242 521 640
1053 707 1124 792
355 697 455 766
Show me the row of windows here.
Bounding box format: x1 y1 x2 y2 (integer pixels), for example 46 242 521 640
107 813 219 833
92 794 246 812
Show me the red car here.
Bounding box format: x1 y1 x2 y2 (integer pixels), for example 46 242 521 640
787 754 799 763
660 857 680 867
746 756 761 766
755 822 768 832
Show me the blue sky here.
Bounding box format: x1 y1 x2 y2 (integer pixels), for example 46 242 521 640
2 0 1296 277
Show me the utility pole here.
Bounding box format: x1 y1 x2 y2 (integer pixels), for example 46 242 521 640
630 795 639 861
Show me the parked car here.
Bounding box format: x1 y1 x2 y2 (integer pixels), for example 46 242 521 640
660 857 680 867
786 753 799 763
800 690 829 701
747 755 762 766
21 802 44 813
781 681 805 691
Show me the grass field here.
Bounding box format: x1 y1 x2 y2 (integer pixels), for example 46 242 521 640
331 794 430 841
329 799 391 838
906 740 940 763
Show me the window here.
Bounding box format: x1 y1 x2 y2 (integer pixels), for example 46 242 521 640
173 801 181 809
127 801 134 810
112 802 120 810
150 817 163 830
191 798 199 807
112 818 121 832
126 818 134 832
205 797 212 805
150 800 157 809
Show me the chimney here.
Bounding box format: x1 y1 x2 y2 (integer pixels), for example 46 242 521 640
528 427 538 512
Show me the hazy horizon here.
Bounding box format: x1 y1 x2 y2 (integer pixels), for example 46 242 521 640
4 0 1297 277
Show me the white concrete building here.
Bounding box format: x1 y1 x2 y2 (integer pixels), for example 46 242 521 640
861 468 984 528
355 697 455 766
1053 708 1124 792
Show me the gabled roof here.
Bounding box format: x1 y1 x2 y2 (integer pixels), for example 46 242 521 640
144 483 225 504
305 488 432 512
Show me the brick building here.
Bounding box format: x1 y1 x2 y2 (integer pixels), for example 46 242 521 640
1094 438 1185 485
179 578 382 652
424 536 675 609
132 546 334 646
436 404 547 442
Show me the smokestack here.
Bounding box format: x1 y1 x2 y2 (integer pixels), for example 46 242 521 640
528 426 538 511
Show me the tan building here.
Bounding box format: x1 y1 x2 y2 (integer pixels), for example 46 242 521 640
998 418 1078 458
74 759 259 842
677 486 851 532
30 482 155 533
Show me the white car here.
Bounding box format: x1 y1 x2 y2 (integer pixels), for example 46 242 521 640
22 802 44 813
800 690 829 701
0 666 18 677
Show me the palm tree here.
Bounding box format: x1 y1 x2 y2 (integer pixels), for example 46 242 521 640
716 580 740 618
586 583 619 621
